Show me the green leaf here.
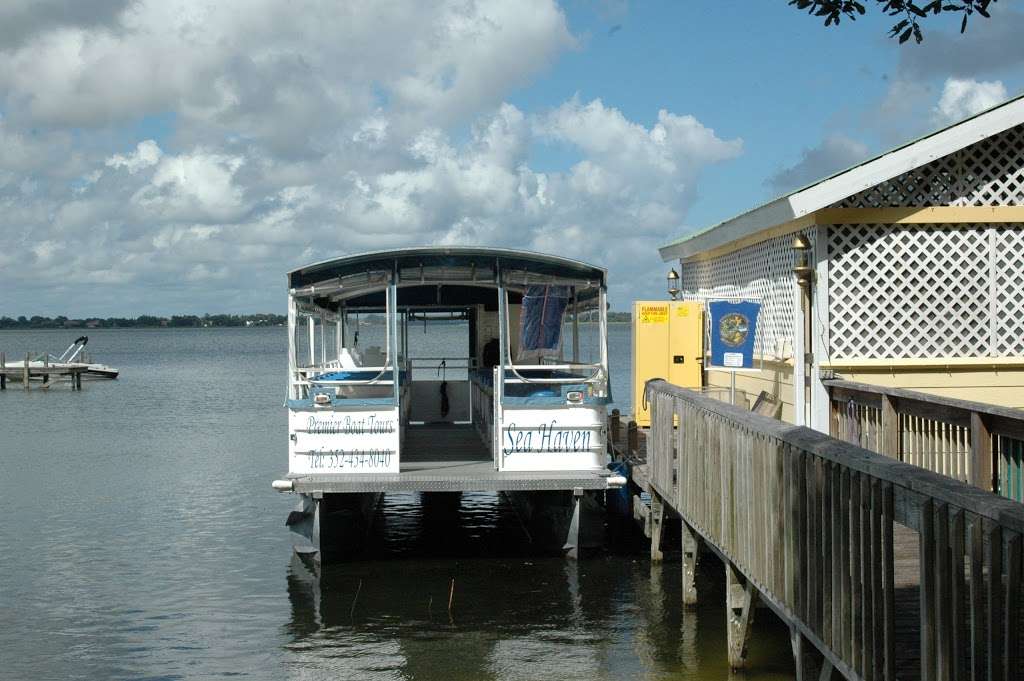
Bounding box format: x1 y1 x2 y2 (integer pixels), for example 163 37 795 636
900 26 913 42
961 13 968 32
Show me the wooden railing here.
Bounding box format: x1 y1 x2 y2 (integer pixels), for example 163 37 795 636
645 378 1024 680
827 379 1024 502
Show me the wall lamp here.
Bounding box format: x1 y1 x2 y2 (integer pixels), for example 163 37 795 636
792 234 815 289
667 268 680 300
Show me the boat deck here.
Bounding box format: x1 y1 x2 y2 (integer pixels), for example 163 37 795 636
288 423 615 493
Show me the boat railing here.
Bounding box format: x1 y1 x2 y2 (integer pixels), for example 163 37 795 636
407 356 475 381
502 362 604 385
294 365 395 386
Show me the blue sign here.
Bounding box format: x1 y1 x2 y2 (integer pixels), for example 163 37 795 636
707 300 761 370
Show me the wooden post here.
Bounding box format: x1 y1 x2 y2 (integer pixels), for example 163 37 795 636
628 420 638 458
880 394 899 460
986 520 1003 681
610 409 621 451
726 561 755 669
649 489 664 562
681 520 699 606
23 352 29 389
42 354 48 386
1 352 5 390
920 499 935 681
970 412 994 493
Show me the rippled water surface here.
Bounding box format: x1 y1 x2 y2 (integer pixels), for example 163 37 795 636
0 327 794 680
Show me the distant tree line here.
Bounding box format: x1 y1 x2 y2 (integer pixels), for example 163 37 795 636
0 314 287 329
1 311 631 330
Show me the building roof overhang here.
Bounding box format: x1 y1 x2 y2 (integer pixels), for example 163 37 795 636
660 93 1024 262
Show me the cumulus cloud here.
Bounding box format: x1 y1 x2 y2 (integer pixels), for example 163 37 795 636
767 134 869 196
106 140 162 174
933 78 1008 125
0 0 739 316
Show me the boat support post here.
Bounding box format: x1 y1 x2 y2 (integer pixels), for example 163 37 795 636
286 492 323 565
562 487 584 560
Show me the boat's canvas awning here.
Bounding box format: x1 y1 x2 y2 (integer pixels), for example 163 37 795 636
289 246 606 310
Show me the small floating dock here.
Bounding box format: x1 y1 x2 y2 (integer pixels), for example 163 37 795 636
0 353 87 390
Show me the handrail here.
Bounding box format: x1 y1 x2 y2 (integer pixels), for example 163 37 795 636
825 378 1024 433
502 363 603 384
824 378 1024 498
297 364 393 385
647 379 1024 531
644 377 1024 678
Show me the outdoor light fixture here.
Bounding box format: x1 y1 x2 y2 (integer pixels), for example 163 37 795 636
667 268 680 300
792 234 814 288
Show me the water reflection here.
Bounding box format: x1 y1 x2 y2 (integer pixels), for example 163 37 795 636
283 492 796 680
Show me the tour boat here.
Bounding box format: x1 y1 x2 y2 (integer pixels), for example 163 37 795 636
273 247 619 561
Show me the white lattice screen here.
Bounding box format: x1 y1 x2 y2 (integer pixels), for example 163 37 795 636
838 124 1024 208
828 224 1024 359
680 230 811 357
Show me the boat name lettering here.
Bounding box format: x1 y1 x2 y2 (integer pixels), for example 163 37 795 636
306 414 395 435
502 420 592 454
305 449 394 469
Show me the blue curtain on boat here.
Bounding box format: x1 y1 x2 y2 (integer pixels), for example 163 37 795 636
518 285 570 358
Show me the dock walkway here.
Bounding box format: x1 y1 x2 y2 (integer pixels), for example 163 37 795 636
612 381 1024 681
0 352 87 390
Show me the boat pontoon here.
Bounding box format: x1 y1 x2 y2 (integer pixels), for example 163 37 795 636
272 247 621 561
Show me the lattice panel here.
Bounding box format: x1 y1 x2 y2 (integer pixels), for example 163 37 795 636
828 224 991 359
994 226 1024 356
680 230 811 357
838 124 1024 208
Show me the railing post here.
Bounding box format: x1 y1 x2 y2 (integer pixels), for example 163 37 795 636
610 408 620 451
681 520 699 606
628 420 638 458
880 394 899 460
970 412 995 493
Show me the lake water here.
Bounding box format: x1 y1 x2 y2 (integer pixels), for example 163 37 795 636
0 327 794 680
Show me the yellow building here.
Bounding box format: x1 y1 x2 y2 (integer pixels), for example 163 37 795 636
659 94 1024 432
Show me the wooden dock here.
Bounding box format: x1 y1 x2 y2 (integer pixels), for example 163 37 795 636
0 352 87 390
610 382 1024 681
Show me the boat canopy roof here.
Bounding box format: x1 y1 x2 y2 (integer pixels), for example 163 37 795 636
289 246 606 311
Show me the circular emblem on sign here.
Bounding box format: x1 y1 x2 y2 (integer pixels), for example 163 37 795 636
719 312 749 348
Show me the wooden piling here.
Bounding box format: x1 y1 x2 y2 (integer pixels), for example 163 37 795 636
23 352 29 389
1 352 5 390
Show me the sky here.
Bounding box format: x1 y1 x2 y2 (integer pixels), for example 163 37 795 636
2 0 1023 316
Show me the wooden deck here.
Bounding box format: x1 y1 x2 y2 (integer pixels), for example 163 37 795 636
0 352 87 390
610 385 1024 681
289 423 617 493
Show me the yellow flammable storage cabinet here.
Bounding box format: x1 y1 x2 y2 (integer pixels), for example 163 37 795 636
632 300 703 427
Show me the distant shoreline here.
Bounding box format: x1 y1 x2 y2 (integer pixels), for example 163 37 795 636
1 314 634 331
